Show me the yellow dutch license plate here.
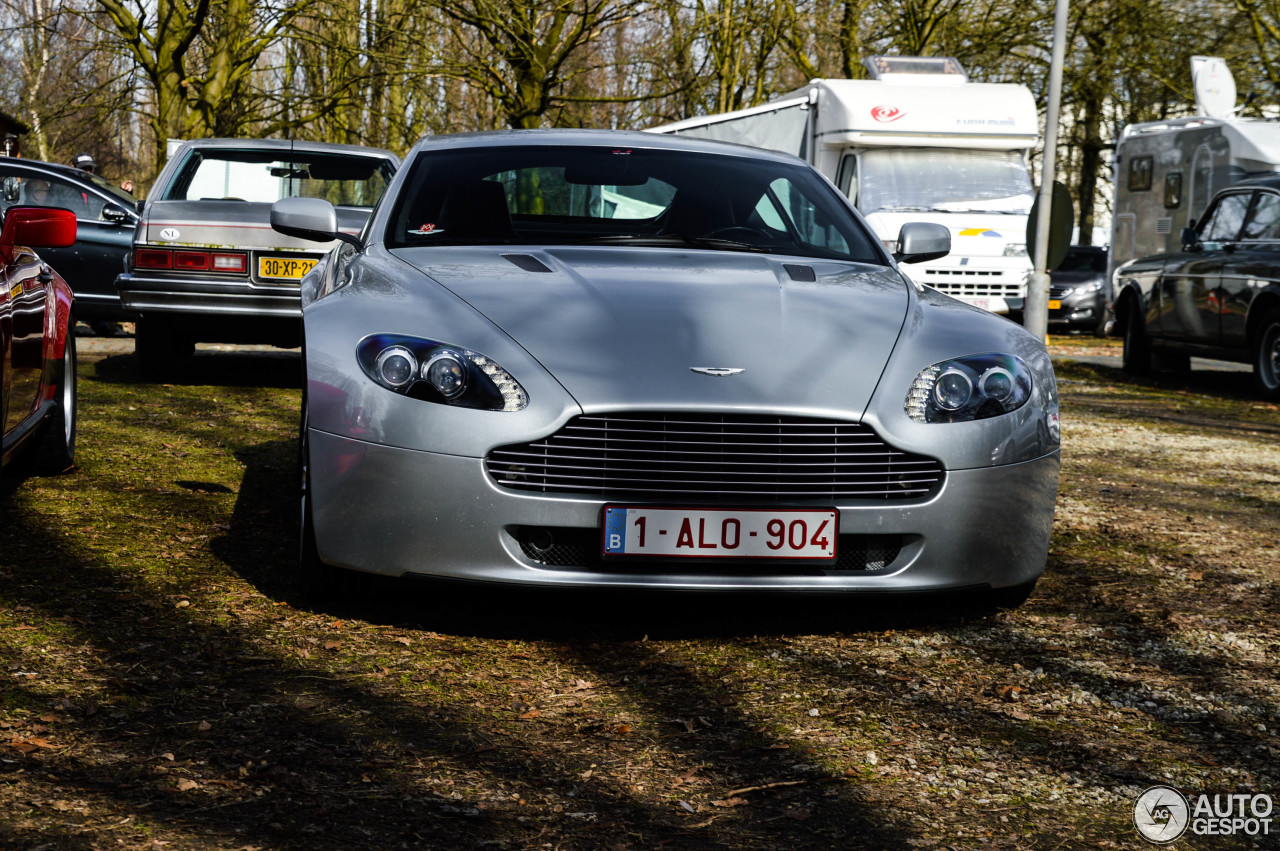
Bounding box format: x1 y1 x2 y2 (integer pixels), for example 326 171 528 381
258 256 318 280
1048 299 1062 310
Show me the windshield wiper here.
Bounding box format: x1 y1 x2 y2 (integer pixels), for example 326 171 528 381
577 233 767 252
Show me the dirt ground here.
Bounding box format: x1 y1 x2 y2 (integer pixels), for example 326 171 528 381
1 335 1278 849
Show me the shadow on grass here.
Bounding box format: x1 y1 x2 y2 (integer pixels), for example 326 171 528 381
2 434 924 850
91 351 303 390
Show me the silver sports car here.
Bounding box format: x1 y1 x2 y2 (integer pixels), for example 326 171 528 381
273 130 1060 603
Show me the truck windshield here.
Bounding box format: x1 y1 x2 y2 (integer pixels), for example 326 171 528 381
857 149 1033 215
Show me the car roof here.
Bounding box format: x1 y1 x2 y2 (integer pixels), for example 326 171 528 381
408 128 810 167
1 158 101 183
1233 175 1280 192
171 137 399 163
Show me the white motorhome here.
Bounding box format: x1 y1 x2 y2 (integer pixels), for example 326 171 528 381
650 56 1040 315
1109 57 1280 295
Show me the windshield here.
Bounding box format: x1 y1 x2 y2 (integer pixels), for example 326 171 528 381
163 148 395 207
386 144 884 263
857 148 1033 215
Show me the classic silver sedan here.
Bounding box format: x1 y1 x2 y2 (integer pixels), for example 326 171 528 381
273 130 1060 603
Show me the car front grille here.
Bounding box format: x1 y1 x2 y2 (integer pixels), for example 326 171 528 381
921 269 1026 298
485 412 944 501
1049 284 1071 299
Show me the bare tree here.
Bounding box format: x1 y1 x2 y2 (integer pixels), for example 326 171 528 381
92 0 313 168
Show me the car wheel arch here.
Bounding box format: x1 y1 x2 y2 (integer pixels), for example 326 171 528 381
1246 290 1280 347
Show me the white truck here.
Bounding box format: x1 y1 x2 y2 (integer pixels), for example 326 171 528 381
649 56 1040 316
1108 57 1280 300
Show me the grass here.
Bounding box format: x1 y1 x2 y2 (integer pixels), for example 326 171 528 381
0 344 1277 848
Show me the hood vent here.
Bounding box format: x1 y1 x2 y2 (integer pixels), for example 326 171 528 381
502 254 552 273
783 263 816 282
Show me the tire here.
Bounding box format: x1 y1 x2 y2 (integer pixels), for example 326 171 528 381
298 400 368 601
1121 297 1152 374
134 315 191 380
988 579 1037 610
1253 309 1280 401
35 331 76 474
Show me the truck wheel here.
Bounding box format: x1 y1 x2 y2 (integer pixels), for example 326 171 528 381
1121 298 1152 374
1253 309 1280 401
134 316 190 380
35 331 76 474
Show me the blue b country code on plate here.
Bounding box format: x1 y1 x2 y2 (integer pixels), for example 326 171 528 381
602 506 837 559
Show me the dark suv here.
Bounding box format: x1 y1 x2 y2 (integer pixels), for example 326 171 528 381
1115 176 1280 399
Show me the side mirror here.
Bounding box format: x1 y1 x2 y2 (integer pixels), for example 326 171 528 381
102 203 133 225
271 197 361 248
0 206 76 263
895 222 950 264
135 199 146 214
1180 218 1200 252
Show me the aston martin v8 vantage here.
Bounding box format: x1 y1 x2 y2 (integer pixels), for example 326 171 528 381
273 130 1060 602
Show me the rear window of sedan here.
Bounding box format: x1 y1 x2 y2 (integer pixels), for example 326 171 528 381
386 145 885 263
162 148 396 207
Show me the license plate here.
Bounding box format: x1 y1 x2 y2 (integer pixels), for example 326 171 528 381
602 506 837 560
1048 299 1062 310
258 256 318 280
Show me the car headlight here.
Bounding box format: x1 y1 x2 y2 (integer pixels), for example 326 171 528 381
1003 243 1027 257
357 334 529 411
904 354 1033 423
1073 280 1104 295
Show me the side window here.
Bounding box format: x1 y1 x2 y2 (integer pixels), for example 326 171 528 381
1201 193 1251 242
15 175 104 220
1164 172 1183 209
1128 156 1153 191
1241 192 1280 241
836 154 858 204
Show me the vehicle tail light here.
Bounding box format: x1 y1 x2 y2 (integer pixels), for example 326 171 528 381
134 248 246 273
135 248 172 269
212 252 246 273
174 250 209 271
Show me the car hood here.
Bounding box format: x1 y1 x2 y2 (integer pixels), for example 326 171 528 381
389 246 910 418
141 200 369 250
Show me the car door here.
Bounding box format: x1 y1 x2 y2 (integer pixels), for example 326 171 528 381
1221 189 1280 350
1157 190 1250 344
2 245 47 437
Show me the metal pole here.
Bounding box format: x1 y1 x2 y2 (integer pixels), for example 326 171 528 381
1025 0 1070 341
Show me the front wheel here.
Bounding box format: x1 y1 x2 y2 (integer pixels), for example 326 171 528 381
298 402 368 601
1122 298 1152 375
35 330 76 474
1253 309 1280 401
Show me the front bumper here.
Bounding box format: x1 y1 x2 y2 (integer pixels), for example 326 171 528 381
1047 292 1103 330
309 429 1060 593
117 272 302 318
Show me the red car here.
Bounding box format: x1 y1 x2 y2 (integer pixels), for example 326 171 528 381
1 206 78 476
